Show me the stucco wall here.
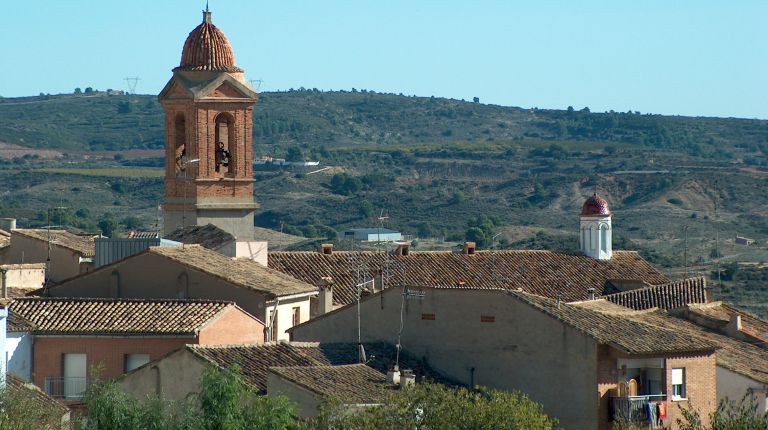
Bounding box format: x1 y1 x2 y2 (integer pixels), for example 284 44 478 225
0 264 45 289
7 332 32 381
32 336 194 390
119 348 209 403
291 288 598 429
50 252 310 340
267 297 312 342
266 372 322 418
6 234 83 282
198 307 264 345
716 367 768 415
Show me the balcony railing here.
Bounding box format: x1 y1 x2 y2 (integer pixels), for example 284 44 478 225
611 395 666 423
44 377 89 400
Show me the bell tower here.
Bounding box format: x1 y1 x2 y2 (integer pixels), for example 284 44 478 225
159 8 258 239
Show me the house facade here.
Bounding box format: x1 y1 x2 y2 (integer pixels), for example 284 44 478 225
4 229 96 283
289 287 718 429
47 245 316 341
10 297 263 400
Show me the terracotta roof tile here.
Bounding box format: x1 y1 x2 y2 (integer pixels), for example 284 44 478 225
177 11 242 73
188 342 441 394
617 309 768 384
686 302 768 345
269 364 392 403
8 374 69 415
150 245 316 297
0 229 10 249
13 229 96 257
269 250 669 306
511 291 717 355
165 224 234 250
602 276 709 310
10 297 234 335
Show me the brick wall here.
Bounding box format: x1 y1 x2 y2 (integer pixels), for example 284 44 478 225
32 336 195 391
596 345 619 430
665 353 717 429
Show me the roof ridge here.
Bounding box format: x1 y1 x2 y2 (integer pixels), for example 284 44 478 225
12 296 234 305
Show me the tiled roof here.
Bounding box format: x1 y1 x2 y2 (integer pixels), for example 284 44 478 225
269 250 669 306
8 374 69 415
177 10 242 73
619 309 768 384
164 224 234 250
686 302 768 345
602 276 709 310
150 245 316 297
13 229 96 257
10 297 234 336
8 311 36 332
269 364 392 403
0 229 10 249
188 342 442 394
511 291 718 355
581 193 611 216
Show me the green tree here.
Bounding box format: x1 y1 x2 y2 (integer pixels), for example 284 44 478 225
0 380 66 430
311 383 557 430
285 146 305 162
676 394 768 430
98 213 118 237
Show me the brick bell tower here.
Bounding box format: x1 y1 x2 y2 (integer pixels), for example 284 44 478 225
159 7 258 239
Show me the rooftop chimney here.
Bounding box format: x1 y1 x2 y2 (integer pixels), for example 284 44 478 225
317 277 334 315
588 287 596 300
395 243 410 256
320 244 333 255
399 369 415 388
464 241 476 255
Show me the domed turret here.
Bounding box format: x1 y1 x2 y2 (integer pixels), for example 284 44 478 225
176 9 242 73
579 194 612 260
581 193 611 216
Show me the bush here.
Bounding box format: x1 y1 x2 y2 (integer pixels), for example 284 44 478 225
676 394 768 430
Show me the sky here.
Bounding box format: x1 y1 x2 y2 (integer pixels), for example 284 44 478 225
3 1 767 119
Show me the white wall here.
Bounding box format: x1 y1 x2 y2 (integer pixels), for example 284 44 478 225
6 332 32 381
717 366 768 414
266 296 312 341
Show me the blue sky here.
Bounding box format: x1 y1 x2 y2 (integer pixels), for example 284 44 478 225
3 1 766 118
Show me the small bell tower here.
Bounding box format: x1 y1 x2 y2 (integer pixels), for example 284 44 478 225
159 8 258 239
580 194 612 260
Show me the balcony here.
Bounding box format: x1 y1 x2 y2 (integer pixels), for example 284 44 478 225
44 377 89 400
611 394 666 424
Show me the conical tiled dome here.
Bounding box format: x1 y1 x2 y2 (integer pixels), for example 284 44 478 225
581 194 611 216
177 10 243 72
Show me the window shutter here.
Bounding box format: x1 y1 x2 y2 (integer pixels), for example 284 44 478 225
671 368 684 385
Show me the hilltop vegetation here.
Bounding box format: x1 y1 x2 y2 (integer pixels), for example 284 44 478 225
0 90 767 313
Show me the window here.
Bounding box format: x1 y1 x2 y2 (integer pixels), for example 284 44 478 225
480 315 495 323
671 368 686 399
600 224 608 252
292 306 301 326
269 310 278 341
214 113 234 175
63 353 87 399
125 354 150 373
421 313 435 320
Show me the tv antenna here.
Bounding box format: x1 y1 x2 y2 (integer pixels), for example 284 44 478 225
249 79 263 92
125 77 140 95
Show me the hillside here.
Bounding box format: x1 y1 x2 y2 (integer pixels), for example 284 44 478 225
0 90 767 314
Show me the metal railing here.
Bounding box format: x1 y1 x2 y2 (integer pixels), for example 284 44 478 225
44 377 89 400
611 395 666 423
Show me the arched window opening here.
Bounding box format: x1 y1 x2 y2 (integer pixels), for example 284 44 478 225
600 224 608 252
174 113 187 174
214 113 235 175
589 226 595 250
581 227 586 251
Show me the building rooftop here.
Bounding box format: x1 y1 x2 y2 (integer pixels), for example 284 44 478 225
345 228 401 235
164 224 234 250
269 364 392 403
511 291 718 355
149 245 316 297
600 304 768 385
10 297 239 336
0 229 10 249
7 374 69 415
177 9 242 73
12 229 96 257
269 250 669 306
188 342 441 394
685 302 768 345
581 193 611 216
602 276 709 311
